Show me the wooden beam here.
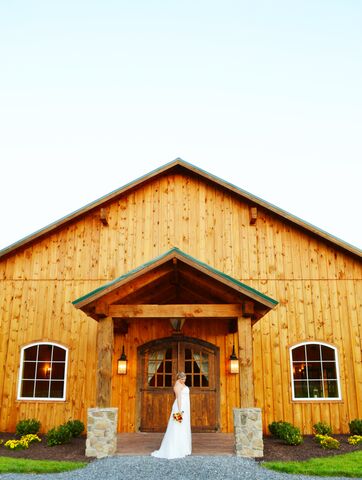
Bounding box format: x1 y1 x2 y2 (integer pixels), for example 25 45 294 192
237 316 254 408
100 208 109 226
108 304 243 318
249 206 257 225
96 316 114 407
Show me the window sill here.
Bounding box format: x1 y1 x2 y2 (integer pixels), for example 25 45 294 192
291 399 343 403
16 399 68 403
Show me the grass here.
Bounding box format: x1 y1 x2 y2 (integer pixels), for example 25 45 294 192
263 450 362 477
0 456 87 474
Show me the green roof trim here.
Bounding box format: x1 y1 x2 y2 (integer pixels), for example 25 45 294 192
72 247 278 308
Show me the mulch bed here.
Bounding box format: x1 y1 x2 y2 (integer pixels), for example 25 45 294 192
0 433 360 463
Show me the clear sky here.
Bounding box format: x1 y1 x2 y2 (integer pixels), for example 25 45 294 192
1 1 361 251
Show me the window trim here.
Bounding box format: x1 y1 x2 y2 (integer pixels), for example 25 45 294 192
17 341 68 401
290 341 341 401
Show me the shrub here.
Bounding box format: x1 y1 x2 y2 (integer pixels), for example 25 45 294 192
268 421 303 445
313 421 332 436
46 424 73 447
4 439 28 450
282 426 303 445
21 434 41 445
349 419 362 436
317 435 340 450
348 435 362 446
268 421 293 438
16 419 41 437
65 420 84 438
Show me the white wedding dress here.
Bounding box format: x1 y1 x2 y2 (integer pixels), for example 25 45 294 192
151 385 192 459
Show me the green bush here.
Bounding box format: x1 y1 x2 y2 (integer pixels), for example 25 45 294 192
319 435 340 450
348 435 362 446
65 420 84 438
268 421 303 445
349 419 362 436
46 425 72 447
16 419 41 437
313 421 332 436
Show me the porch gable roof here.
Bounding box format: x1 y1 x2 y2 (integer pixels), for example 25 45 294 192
72 247 278 319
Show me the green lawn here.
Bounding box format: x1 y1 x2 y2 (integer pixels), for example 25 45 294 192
263 450 362 477
0 456 87 474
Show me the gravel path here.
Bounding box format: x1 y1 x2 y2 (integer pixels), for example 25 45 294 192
0 456 359 480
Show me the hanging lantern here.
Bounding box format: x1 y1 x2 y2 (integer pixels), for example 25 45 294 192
229 344 239 374
117 346 127 375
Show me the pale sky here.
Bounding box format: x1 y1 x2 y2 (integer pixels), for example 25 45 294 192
0 1 361 252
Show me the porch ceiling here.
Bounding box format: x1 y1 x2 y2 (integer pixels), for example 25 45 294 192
73 247 278 321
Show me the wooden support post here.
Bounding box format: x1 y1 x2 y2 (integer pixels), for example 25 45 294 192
96 316 114 407
237 316 254 408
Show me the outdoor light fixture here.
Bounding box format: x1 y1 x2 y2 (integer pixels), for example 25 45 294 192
117 346 127 375
229 344 239 374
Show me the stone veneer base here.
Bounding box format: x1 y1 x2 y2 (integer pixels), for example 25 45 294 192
233 407 263 458
85 407 118 458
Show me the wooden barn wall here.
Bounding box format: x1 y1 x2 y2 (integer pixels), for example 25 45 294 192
0 172 361 434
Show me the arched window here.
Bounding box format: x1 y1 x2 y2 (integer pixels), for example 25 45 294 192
290 342 341 400
18 342 68 401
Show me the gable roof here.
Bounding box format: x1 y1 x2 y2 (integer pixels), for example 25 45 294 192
72 247 278 320
0 158 361 259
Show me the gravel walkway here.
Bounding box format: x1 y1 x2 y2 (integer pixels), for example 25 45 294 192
0 456 359 480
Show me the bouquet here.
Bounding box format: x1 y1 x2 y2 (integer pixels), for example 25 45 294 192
173 411 183 423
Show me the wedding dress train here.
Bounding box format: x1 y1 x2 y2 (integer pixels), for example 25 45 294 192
151 385 192 459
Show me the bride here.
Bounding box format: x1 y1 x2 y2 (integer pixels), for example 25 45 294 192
151 372 192 459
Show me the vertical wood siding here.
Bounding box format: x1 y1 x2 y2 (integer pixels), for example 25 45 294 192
0 173 361 434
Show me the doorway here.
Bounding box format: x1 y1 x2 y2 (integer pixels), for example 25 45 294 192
138 336 220 432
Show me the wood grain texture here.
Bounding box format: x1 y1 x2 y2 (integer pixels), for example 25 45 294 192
0 172 361 434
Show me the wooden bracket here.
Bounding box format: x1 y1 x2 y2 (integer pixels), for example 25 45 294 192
242 301 254 317
100 208 109 226
249 207 257 225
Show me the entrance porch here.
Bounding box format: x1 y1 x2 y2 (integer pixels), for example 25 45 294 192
117 432 235 456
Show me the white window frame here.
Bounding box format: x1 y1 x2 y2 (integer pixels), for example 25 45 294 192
290 341 341 401
17 341 68 401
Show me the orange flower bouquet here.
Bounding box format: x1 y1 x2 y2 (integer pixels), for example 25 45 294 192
173 412 183 423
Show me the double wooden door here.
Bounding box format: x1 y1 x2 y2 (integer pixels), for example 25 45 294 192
138 337 220 432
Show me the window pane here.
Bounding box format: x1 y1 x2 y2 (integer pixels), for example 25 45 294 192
292 346 305 362
326 380 339 398
309 381 323 398
156 375 164 387
307 363 322 379
323 362 337 379
165 361 172 374
294 381 309 398
38 345 52 362
184 361 192 374
165 375 172 387
24 346 38 361
293 363 306 380
306 344 321 361
35 380 50 398
201 375 209 387
53 347 66 362
321 345 335 361
193 376 200 387
21 380 35 397
36 362 51 380
50 381 64 398
185 348 192 360
51 363 65 380
23 362 36 379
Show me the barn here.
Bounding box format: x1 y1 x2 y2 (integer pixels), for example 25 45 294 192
0 159 361 451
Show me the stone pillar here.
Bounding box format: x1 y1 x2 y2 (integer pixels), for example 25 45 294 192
85 407 118 458
233 407 263 458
